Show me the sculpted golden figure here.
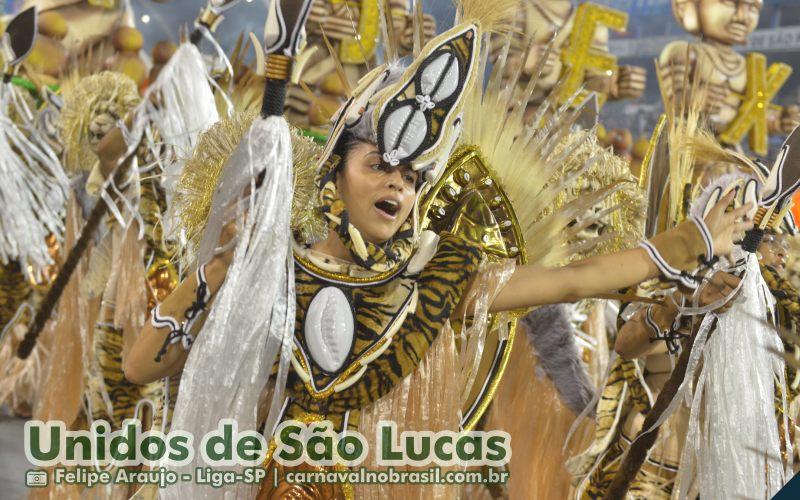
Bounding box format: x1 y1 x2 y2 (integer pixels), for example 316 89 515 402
21 0 129 55
493 0 646 118
659 0 799 155
285 0 436 131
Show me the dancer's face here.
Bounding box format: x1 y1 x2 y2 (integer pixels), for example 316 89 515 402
697 0 761 46
758 233 789 276
337 141 418 244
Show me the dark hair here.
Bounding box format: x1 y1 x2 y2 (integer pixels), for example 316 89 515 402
331 130 369 173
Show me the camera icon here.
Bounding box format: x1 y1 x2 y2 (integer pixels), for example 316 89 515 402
26 470 48 488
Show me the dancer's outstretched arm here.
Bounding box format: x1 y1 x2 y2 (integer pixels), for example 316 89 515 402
482 192 752 313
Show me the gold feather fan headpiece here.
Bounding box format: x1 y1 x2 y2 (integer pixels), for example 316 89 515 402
455 30 645 268
173 113 324 263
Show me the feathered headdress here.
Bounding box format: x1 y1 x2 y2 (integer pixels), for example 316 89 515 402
58 71 140 173
459 33 645 267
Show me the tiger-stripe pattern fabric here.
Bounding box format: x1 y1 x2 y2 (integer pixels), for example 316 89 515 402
285 232 482 430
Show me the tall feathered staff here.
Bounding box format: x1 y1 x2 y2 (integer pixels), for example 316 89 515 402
161 1 313 499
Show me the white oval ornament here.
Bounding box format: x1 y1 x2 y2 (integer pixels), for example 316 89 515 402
382 105 427 161
420 52 460 102
305 287 355 373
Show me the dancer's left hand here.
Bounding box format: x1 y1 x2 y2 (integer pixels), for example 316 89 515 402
704 192 754 257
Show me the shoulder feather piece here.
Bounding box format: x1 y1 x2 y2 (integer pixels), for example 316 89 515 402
171 110 324 266
458 35 644 266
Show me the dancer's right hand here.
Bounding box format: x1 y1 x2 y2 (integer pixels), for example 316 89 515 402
703 191 754 258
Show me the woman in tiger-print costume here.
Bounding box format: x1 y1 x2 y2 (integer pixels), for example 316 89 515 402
125 7 751 499
89 174 178 431
758 232 800 470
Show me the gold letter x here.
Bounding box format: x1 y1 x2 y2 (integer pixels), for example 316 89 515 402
719 53 792 156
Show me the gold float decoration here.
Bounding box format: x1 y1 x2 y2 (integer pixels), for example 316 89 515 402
719 52 791 156
420 145 527 431
559 3 628 106
88 0 117 8
337 0 380 63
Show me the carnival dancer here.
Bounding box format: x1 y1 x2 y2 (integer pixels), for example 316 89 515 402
570 188 747 498
17 0 245 429
585 123 800 498
760 232 800 427
123 1 751 498
571 46 800 493
574 179 799 499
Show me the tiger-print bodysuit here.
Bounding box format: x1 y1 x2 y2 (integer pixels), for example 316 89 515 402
91 175 178 430
282 232 483 431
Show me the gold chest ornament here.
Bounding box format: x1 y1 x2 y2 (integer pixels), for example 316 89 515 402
422 146 528 429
